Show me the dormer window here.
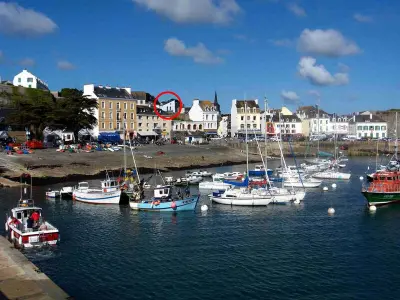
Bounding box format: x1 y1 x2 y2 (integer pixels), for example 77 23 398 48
253 108 256 113
241 108 244 113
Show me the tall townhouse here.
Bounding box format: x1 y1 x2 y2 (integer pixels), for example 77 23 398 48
230 99 261 137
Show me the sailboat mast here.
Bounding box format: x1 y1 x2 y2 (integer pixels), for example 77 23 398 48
264 96 268 171
395 112 398 160
123 118 127 176
317 103 320 158
244 100 249 175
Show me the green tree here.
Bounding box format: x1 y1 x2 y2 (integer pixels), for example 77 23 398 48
50 88 98 141
6 88 55 139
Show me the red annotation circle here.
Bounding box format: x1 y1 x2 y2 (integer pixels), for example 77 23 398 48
153 91 183 121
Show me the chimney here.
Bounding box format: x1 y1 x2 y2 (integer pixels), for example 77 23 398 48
254 99 258 105
370 113 372 120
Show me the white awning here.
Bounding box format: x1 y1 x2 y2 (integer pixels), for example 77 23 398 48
138 131 158 136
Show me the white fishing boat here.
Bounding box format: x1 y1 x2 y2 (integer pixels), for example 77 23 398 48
60 186 73 198
5 174 60 249
186 170 212 177
212 172 243 181
283 177 322 188
312 170 351 180
72 178 122 204
199 178 233 192
45 189 60 198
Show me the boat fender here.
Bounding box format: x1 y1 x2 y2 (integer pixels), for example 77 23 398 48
18 236 22 246
103 188 107 193
171 201 177 209
5 222 8 232
10 230 14 240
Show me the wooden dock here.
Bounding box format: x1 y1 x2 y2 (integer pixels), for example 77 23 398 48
0 236 70 299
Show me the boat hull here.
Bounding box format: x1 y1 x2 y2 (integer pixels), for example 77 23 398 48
5 222 59 249
312 172 351 180
362 191 400 206
199 181 232 192
130 195 200 211
248 169 273 177
73 190 122 204
283 181 322 188
211 196 272 206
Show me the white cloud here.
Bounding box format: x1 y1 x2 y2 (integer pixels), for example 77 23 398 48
132 0 241 24
164 37 223 64
0 2 57 36
298 57 349 86
233 34 255 43
287 3 306 17
269 38 292 47
354 13 373 23
57 60 76 70
19 58 35 67
338 62 350 73
281 90 300 104
297 29 361 57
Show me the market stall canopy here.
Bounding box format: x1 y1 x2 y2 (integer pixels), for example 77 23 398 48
137 131 158 137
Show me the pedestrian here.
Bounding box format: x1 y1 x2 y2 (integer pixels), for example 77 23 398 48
31 210 40 228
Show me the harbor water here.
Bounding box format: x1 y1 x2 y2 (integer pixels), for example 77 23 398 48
1 157 400 299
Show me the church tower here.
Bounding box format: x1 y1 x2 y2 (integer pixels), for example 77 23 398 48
214 91 221 113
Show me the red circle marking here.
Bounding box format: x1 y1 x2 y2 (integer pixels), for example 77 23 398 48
153 91 183 121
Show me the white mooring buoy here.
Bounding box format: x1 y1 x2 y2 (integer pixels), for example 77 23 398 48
201 205 209 212
359 176 364 180
328 207 335 215
369 205 377 212
323 186 328 191
331 183 337 189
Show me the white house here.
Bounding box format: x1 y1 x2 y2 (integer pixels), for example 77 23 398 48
13 69 49 90
231 99 261 137
297 105 330 137
349 114 387 139
159 99 180 113
188 99 220 133
326 115 350 135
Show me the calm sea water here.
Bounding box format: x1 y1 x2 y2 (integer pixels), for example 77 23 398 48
1 157 400 300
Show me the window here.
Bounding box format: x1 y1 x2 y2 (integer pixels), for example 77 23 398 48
130 103 134 110
109 122 112 129
292 130 295 133
292 124 295 128
130 113 134 119
18 78 21 83
175 125 178 130
240 124 244 129
130 123 134 129
101 102 105 109
253 116 256 121
101 123 105 129
376 132 379 138
154 123 158 128
382 126 386 130
116 123 120 130
363 126 368 130
357 126 362 130
326 120 328 124
101 112 105 119
139 123 142 127
253 124 257 128
117 112 120 120
123 113 127 120
138 116 142 120
27 77 33 82
206 115 208 120
163 123 166 128
382 133 386 137
369 126 374 131
152 116 155 120
109 102 112 109
358 133 361 137
375 126 380 130
247 116 250 121
109 112 113 119
241 116 244 121
146 123 149 127
364 132 367 137
247 124 250 129
124 102 127 110
117 102 120 110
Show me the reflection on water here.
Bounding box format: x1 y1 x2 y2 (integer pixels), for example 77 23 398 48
1 158 400 299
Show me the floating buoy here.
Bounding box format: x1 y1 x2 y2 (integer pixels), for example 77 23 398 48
323 186 328 191
331 183 337 188
171 201 177 210
293 199 300 205
359 176 363 180
201 204 208 211
369 205 377 212
328 207 335 214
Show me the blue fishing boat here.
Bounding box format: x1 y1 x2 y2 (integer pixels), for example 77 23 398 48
130 185 199 212
248 165 273 177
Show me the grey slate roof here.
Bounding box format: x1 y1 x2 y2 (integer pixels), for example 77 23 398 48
94 86 133 99
236 100 259 109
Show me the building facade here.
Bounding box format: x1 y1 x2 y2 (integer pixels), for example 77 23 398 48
136 106 172 139
297 105 330 136
349 114 387 139
326 116 350 135
217 114 230 137
188 99 220 133
231 99 261 137
83 84 136 137
159 99 180 113
13 69 49 90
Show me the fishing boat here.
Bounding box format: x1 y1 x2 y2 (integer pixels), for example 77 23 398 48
283 177 322 188
175 176 202 186
186 170 212 177
60 186 73 198
72 177 122 204
199 177 233 192
248 165 273 177
130 184 199 211
5 174 60 249
362 171 400 206
212 172 243 181
45 189 60 198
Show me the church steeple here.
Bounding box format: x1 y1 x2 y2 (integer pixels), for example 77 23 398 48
214 91 220 113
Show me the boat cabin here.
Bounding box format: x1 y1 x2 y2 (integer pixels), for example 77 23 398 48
369 171 400 192
77 182 89 190
154 185 172 200
254 165 265 171
101 179 119 192
10 199 42 231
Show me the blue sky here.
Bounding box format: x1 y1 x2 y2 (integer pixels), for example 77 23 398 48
0 0 399 114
